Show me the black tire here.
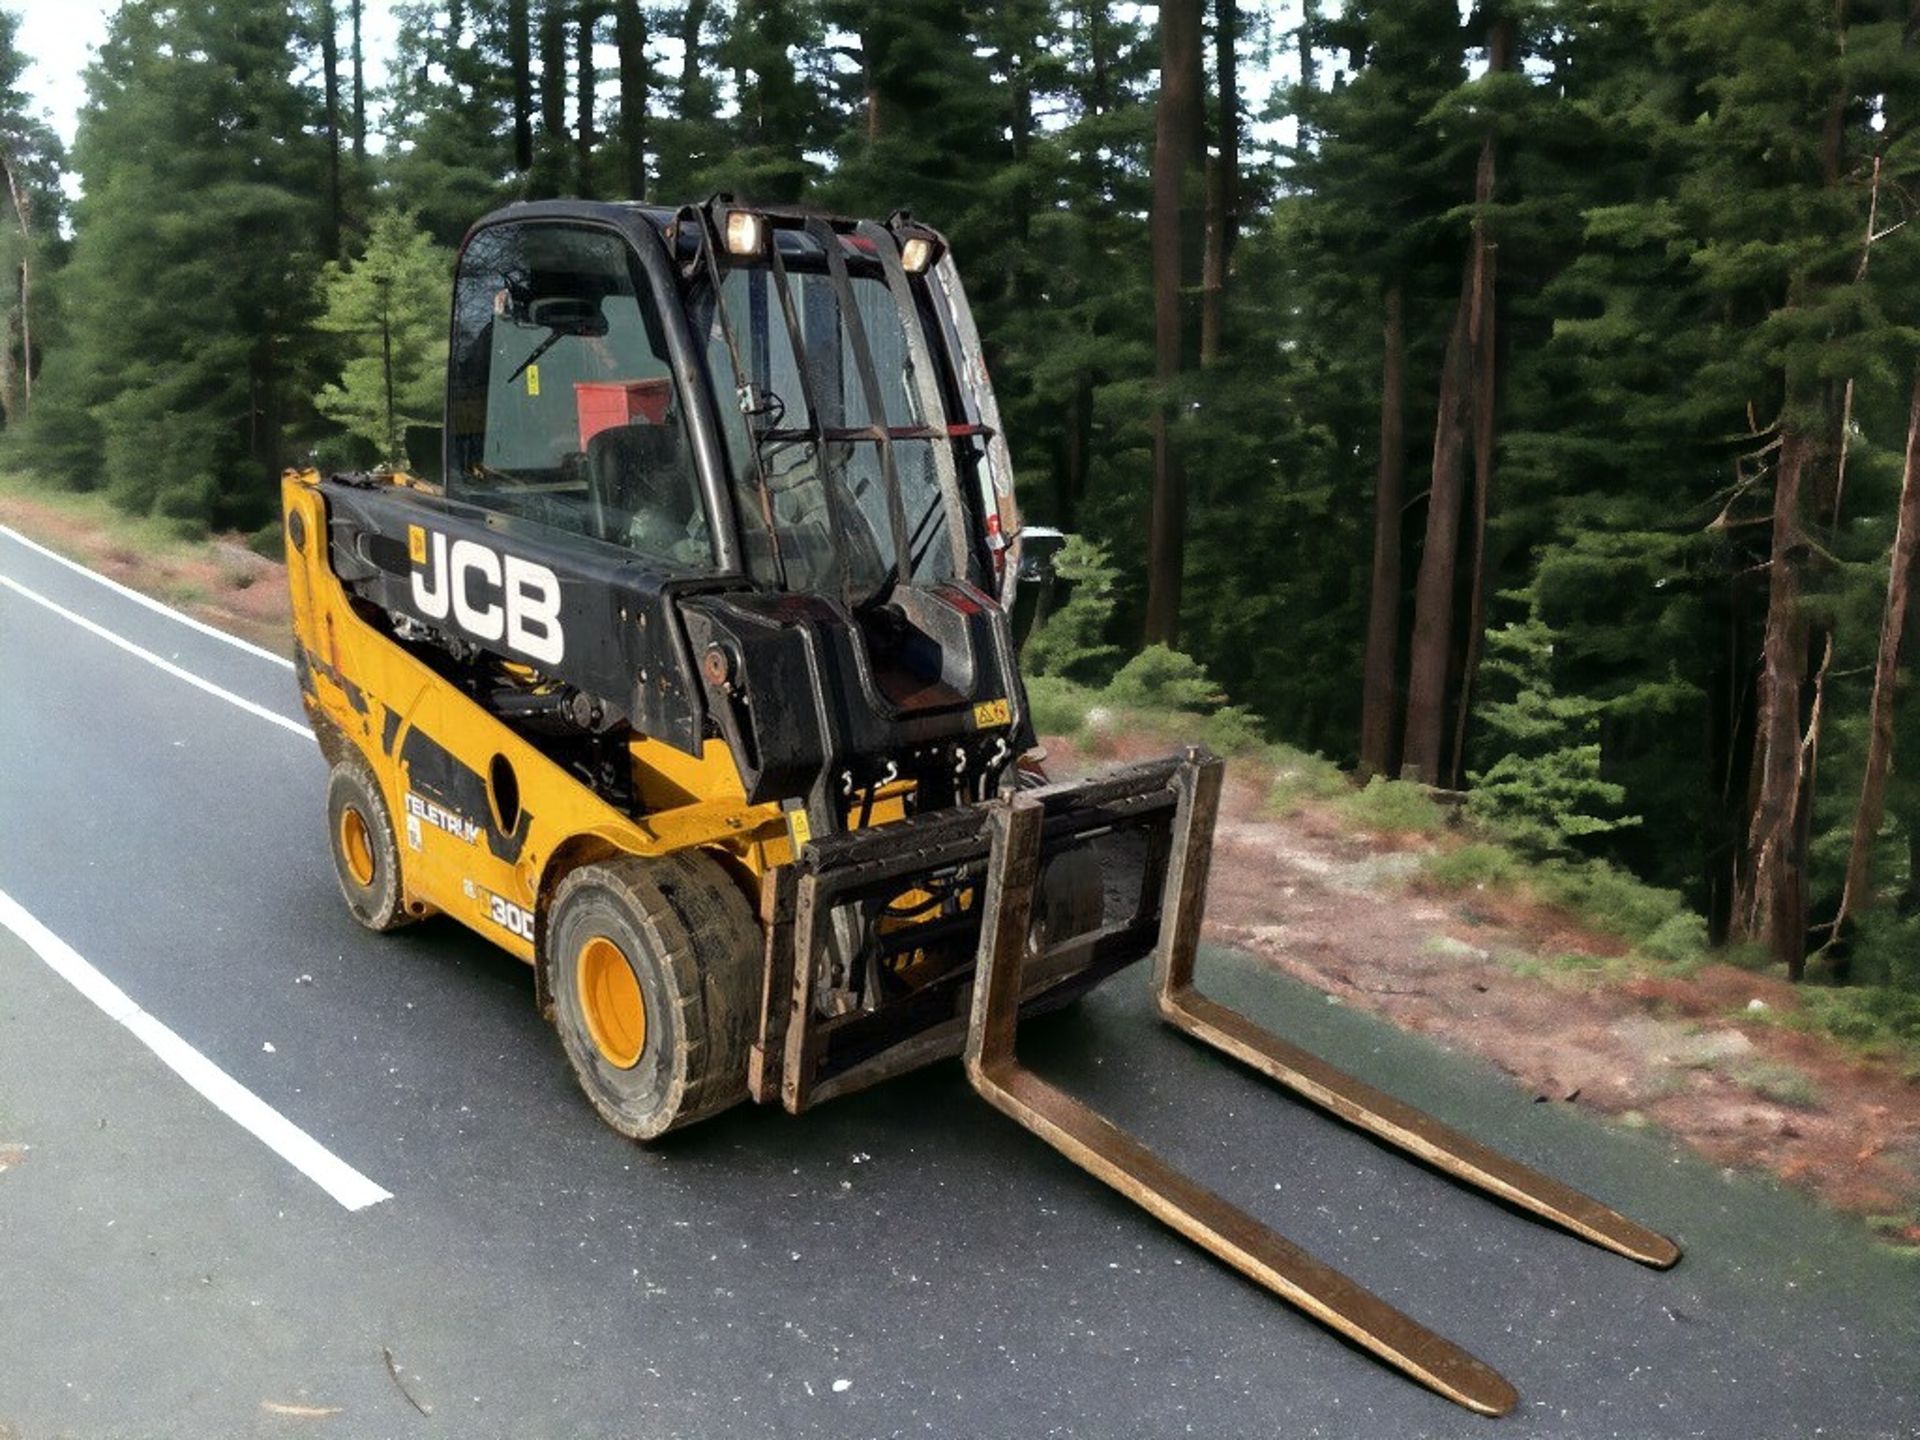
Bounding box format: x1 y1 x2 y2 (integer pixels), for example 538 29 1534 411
326 758 414 932
547 850 761 1141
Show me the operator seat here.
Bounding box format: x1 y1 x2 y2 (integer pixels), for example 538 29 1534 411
586 421 705 563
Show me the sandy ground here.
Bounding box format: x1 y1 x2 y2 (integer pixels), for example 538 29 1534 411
1054 730 1920 1244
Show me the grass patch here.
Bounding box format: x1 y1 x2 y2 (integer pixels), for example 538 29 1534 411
1728 1059 1822 1109
1026 674 1098 738
246 519 286 560
0 470 208 558
1788 984 1920 1063
1422 841 1523 891
1266 744 1350 815
1341 775 1446 835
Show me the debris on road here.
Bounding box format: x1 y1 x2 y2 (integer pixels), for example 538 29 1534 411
381 1346 432 1417
259 1399 342 1418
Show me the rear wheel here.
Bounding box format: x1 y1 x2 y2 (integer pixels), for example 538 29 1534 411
326 758 414 932
547 850 760 1141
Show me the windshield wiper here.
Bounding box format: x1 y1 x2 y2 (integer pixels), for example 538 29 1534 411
504 330 567 387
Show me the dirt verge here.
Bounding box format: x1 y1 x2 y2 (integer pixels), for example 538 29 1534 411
0 486 292 656
1049 730 1920 1245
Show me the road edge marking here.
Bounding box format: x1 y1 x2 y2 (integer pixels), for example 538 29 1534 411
0 887 392 1212
0 520 295 671
0 572 313 740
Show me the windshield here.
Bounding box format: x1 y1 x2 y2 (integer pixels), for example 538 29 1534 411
447 223 713 569
696 247 961 603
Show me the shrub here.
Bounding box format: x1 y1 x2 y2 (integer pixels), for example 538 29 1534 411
1532 858 1689 945
1729 1060 1821 1109
246 520 285 561
1632 911 1710 970
1103 644 1226 712
1422 842 1523 891
1267 745 1350 814
1198 704 1267 755
1793 984 1920 1055
1021 536 1124 685
1026 675 1097 738
1343 776 1446 834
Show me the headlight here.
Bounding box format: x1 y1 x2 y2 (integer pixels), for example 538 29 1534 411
724 209 766 257
899 235 936 274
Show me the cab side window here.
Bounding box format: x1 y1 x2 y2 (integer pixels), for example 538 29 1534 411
447 223 713 569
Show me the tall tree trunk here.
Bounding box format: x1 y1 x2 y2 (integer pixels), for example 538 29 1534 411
678 0 711 119
615 0 646 198
1199 0 1239 366
320 0 341 257
1831 374 1920 948
1063 369 1092 531
1449 232 1499 787
509 0 534 171
1144 0 1203 646
1401 283 1474 784
1087 2 1109 115
351 0 366 162
575 2 598 196
1359 283 1406 777
0 144 29 424
1297 0 1317 92
1402 13 1511 785
540 0 568 138
1737 429 1814 974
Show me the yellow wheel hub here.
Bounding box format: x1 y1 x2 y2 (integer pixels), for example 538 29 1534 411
339 806 376 888
578 935 646 1069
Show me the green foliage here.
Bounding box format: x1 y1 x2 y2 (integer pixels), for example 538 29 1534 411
1791 983 1920 1058
1267 745 1351 815
312 210 452 462
6 0 1920 1027
1531 859 1694 948
247 519 286 561
24 0 325 528
1423 841 1524 892
1467 590 1640 856
1343 777 1447 835
1025 674 1097 739
1104 645 1226 712
1633 912 1711 970
1727 1060 1822 1110
1022 536 1124 685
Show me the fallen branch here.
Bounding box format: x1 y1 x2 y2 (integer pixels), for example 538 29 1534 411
381 1346 432 1417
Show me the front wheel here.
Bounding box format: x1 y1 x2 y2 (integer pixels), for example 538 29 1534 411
325 758 415 932
547 850 760 1141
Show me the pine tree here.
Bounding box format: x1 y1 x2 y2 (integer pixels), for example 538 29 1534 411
0 8 64 429
27 0 325 528
313 210 453 463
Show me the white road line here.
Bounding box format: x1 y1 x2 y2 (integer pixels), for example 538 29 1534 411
0 520 295 671
0 572 313 740
0 888 392 1212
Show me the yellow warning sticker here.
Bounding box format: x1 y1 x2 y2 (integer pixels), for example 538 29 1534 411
972 697 1011 729
526 363 541 396
407 524 426 564
786 806 812 851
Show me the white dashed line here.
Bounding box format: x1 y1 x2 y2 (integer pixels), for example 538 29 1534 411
0 572 312 740
0 520 295 669
0 888 392 1211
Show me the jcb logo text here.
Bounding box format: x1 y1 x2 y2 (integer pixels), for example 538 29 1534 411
409 527 565 666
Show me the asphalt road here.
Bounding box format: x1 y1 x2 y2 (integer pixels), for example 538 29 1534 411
1 524 1916 1440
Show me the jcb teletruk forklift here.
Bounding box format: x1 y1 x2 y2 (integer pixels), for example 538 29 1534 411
283 197 1677 1416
